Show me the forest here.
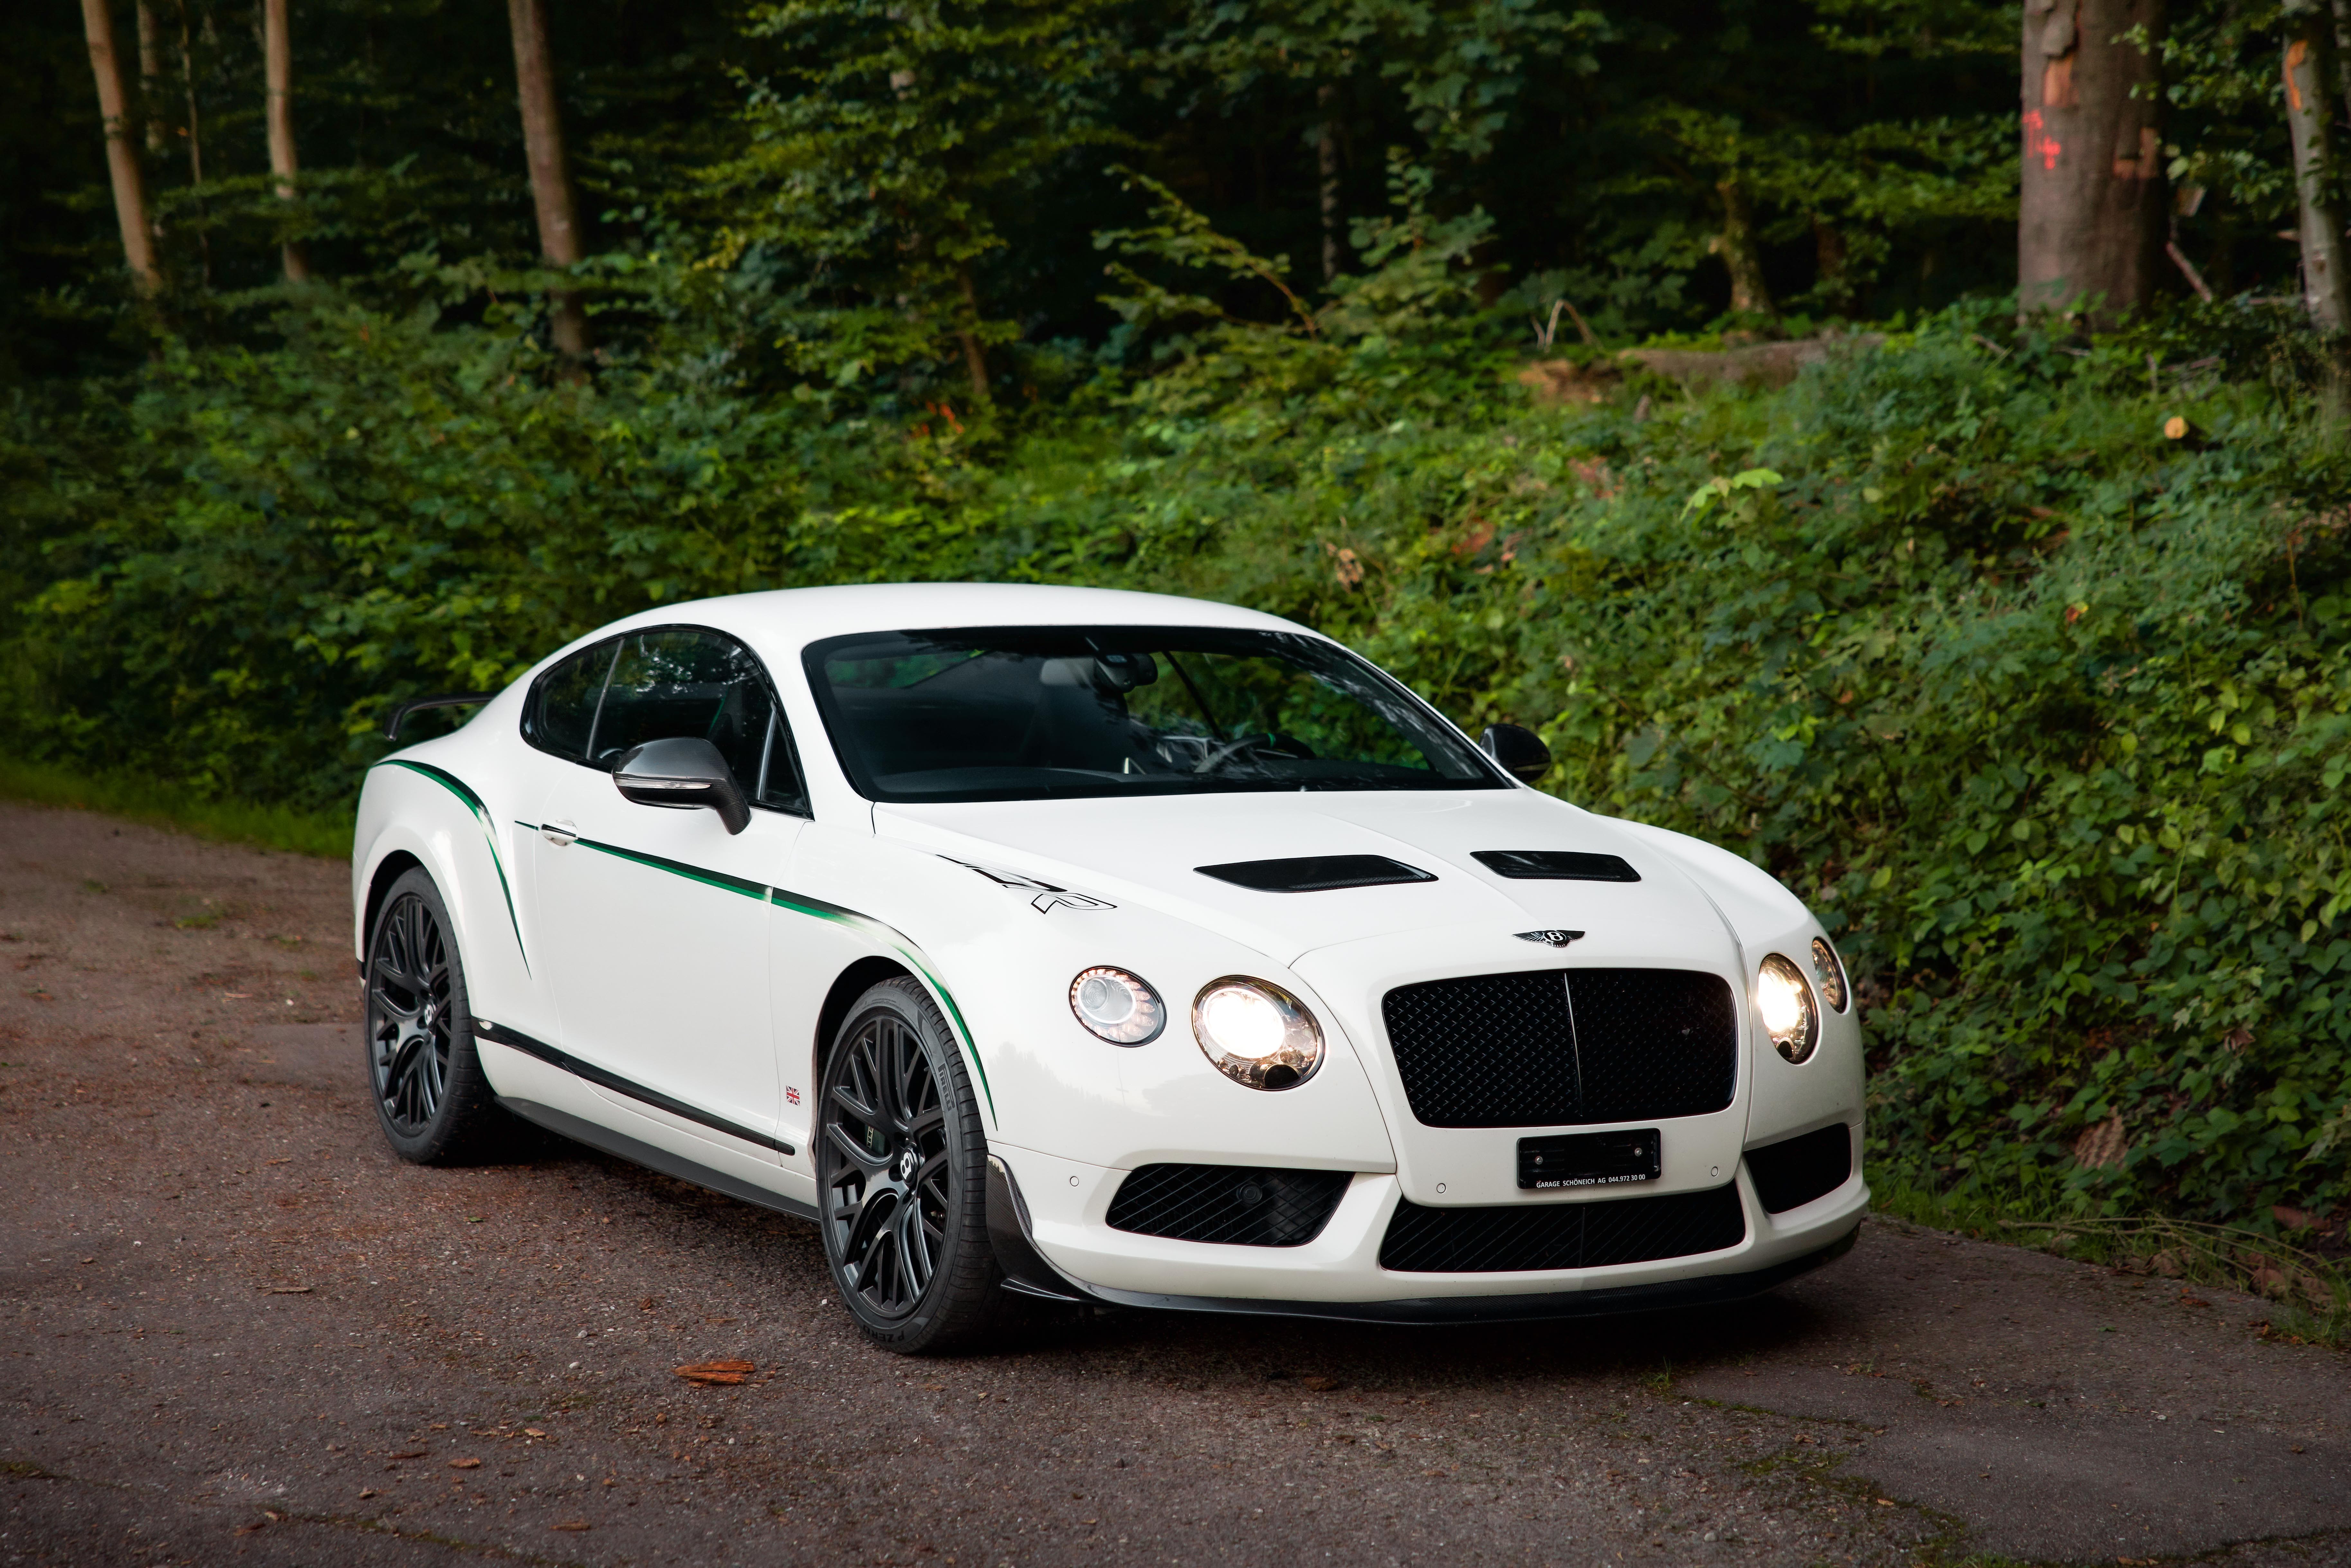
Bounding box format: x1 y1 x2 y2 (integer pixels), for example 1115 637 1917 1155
4 0 2350 1283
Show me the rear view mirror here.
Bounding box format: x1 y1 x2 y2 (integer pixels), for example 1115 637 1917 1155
1479 723 1553 784
612 737 751 834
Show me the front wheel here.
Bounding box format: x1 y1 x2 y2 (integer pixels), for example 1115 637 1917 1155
816 977 1010 1354
364 867 517 1165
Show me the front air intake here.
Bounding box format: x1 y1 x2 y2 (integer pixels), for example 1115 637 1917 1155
1106 1164 1352 1247
1744 1123 1853 1214
1381 968 1737 1128
1379 1183 1746 1272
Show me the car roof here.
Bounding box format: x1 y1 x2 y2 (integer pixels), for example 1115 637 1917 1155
579 582 1315 656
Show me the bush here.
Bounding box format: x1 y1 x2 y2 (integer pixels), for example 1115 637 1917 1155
3 280 2346 1228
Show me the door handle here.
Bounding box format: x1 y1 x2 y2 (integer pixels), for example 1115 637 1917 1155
542 819 578 847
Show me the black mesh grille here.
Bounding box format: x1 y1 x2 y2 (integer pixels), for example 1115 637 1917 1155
1572 970 1740 1122
1379 1183 1746 1272
1380 968 1736 1127
1106 1164 1352 1247
1745 1124 1853 1213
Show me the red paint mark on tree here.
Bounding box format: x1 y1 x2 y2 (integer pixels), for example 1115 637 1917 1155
2023 110 2063 171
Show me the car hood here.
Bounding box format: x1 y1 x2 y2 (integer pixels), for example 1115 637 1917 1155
870 789 1742 969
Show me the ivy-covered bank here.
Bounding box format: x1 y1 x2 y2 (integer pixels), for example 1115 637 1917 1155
3 277 2346 1234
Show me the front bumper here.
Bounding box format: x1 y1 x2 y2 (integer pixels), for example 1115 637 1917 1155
985 1142 1868 1323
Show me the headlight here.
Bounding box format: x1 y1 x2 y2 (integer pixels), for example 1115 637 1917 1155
1809 936 1849 1013
1756 954 1819 1063
1068 966 1166 1045
1191 977 1323 1090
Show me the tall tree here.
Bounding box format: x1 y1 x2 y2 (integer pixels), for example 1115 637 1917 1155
79 0 160 295
2283 0 2349 330
2018 0 2166 320
262 0 310 281
507 0 590 362
136 0 164 150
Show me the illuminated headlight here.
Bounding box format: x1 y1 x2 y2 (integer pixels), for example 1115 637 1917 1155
1191 977 1323 1090
1068 967 1166 1045
1809 936 1849 1013
1756 954 1819 1063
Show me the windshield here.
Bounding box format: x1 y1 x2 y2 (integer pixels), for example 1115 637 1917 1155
803 625 1506 804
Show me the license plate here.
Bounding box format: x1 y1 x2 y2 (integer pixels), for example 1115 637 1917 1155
1517 1128 1661 1190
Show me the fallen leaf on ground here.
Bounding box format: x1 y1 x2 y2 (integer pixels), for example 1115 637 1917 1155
358 1489 377 1499
524 1427 546 1438
262 1285 313 1294
674 1359 755 1385
448 1457 481 1469
388 1451 425 1460
552 1520 590 1532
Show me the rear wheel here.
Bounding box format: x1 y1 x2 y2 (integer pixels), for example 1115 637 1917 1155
364 867 516 1164
816 977 1010 1354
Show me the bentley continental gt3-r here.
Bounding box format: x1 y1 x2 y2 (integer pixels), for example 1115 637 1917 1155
354 583 1865 1353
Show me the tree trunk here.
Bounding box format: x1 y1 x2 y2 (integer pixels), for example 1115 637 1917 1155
1715 178 1776 317
1317 82 1343 284
2017 0 2165 323
80 0 160 295
2284 0 2351 332
261 0 309 281
955 262 990 401
137 0 164 150
2332 0 2351 116
507 0 590 362
175 0 209 286
1812 216 1854 314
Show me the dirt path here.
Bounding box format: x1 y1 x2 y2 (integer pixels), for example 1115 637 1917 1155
2 798 2346 1567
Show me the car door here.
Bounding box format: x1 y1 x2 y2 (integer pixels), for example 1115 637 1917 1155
529 626 810 1157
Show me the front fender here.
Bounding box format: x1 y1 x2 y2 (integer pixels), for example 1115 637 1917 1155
352 758 543 1048
779 823 1399 1174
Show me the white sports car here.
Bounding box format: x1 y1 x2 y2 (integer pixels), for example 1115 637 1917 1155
354 583 1865 1353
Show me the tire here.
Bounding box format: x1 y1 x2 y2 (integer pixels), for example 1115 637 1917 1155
363 867 517 1165
816 976 1012 1354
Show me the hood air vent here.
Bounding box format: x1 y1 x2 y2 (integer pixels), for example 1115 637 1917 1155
1473 849 1641 882
1196 855 1437 893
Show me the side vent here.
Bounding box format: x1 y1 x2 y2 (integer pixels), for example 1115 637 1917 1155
1196 855 1437 893
1472 850 1641 882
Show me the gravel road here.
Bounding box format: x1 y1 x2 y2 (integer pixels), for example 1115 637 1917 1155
4 799 2347 1567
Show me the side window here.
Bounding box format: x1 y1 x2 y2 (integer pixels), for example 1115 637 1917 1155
592 628 808 814
523 640 617 762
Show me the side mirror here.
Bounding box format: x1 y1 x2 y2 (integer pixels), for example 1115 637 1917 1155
1480 723 1553 785
612 737 752 835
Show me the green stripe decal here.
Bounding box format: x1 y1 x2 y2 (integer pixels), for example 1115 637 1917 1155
526 826 995 1124
375 759 529 974
570 836 769 902
770 889 996 1122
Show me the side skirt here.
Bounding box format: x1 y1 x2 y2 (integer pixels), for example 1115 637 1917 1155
474 1018 795 1156
498 1096 818 1224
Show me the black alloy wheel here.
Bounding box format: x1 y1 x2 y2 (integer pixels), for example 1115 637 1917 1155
363 867 512 1164
816 977 1011 1352
370 890 455 1134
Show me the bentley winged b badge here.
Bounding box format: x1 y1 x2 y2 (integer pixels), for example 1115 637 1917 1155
1515 929 1586 947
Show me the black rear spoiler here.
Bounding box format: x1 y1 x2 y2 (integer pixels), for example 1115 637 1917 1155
382 692 497 743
